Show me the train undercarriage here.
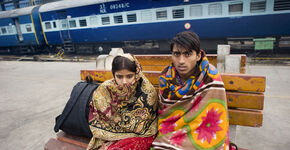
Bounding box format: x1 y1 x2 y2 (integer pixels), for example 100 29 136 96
1 36 290 55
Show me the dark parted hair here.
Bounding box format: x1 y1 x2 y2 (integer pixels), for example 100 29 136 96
170 31 201 54
112 56 137 75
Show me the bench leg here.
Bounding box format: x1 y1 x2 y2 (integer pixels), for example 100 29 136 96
229 125 237 143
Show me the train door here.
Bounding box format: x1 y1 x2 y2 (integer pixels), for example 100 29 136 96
13 18 24 43
57 11 71 41
31 6 43 45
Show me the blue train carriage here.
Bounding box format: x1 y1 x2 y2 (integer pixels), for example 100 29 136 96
0 6 45 54
38 0 197 54
39 0 290 54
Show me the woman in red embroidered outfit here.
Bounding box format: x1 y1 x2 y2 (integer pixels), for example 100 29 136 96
151 31 230 150
87 54 158 150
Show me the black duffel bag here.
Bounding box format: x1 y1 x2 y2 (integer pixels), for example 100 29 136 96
54 78 99 138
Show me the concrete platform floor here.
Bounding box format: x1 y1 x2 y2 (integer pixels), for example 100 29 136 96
0 61 289 150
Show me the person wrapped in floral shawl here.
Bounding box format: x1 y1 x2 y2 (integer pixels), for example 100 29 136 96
152 31 230 150
87 54 158 150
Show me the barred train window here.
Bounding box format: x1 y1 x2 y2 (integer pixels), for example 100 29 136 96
190 5 203 17
102 16 110 25
141 10 152 21
209 3 222 16
26 25 32 32
229 2 243 15
274 0 290 11
79 19 87 27
172 8 184 19
69 20 76 28
114 15 123 24
156 10 167 20
250 0 266 13
45 22 52 29
127 14 136 22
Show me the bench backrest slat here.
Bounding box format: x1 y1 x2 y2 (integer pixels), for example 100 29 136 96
80 70 265 92
135 54 246 73
227 92 264 110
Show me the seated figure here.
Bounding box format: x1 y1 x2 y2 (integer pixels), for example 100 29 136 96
87 54 158 150
152 31 229 150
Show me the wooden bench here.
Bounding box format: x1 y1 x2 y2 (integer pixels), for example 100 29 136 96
45 68 265 150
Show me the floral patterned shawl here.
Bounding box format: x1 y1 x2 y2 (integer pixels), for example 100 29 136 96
152 51 229 150
87 54 158 150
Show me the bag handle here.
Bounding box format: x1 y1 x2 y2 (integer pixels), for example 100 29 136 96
229 142 238 150
86 75 93 83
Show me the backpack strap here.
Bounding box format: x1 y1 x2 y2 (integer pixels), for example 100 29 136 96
79 83 99 137
54 82 88 132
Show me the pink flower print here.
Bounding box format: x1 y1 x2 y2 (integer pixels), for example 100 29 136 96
196 108 223 144
170 129 187 146
160 115 180 134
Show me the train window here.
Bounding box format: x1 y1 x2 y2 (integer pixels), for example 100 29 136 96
229 2 243 15
7 25 13 33
114 15 123 24
1 27 7 34
53 22 57 28
274 0 290 11
209 3 222 16
61 20 67 29
26 25 32 32
190 5 203 17
141 10 152 21
127 14 137 23
156 10 167 20
45 22 52 30
69 20 77 28
34 0 41 5
172 8 184 19
250 0 266 13
90 16 98 25
79 19 87 27
102 16 110 25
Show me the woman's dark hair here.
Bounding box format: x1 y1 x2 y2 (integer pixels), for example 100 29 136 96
170 31 200 54
112 56 137 75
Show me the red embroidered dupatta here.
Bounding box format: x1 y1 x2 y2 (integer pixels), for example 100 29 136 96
87 54 158 150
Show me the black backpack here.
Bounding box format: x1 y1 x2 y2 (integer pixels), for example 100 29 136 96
54 79 99 138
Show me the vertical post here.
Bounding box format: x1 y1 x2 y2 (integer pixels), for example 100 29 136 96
217 45 230 73
225 54 240 142
217 45 238 143
229 125 237 143
225 55 241 73
104 48 124 70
